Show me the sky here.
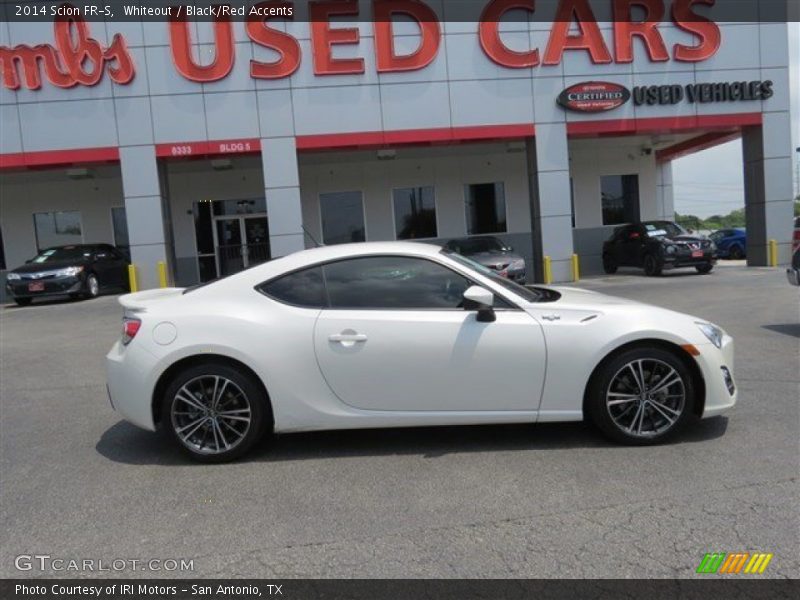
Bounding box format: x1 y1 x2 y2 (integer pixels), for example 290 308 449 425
672 23 800 219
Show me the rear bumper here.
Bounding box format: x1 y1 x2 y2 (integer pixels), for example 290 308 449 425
6 275 84 299
695 336 737 418
106 340 160 431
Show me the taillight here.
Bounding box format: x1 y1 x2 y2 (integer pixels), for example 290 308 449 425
122 317 141 345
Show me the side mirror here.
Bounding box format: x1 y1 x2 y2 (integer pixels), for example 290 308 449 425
463 285 496 323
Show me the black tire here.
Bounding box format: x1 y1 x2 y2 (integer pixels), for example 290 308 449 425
83 273 100 299
13 297 32 306
162 362 270 463
696 263 713 274
729 245 744 260
586 346 695 445
643 254 662 277
602 254 618 274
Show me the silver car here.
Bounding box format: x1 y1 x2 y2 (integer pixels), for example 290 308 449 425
443 236 527 283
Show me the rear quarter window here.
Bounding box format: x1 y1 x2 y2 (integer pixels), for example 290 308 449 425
257 266 326 308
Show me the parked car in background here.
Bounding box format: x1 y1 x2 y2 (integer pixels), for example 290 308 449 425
5 244 129 306
787 246 800 287
793 216 800 252
603 221 717 277
709 228 747 259
443 236 526 283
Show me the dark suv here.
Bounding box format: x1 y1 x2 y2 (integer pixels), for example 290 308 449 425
602 221 717 277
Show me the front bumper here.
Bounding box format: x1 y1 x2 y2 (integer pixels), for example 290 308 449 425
695 335 737 418
787 268 800 287
662 252 716 269
6 275 83 299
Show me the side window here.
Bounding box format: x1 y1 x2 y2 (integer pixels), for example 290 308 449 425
323 256 471 309
258 266 326 308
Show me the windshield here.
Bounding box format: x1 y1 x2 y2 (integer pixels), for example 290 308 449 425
643 221 686 238
451 237 509 254
30 246 92 263
443 250 542 303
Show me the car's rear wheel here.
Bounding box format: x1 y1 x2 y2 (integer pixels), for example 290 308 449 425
602 254 618 274
162 363 269 462
729 245 744 260
696 263 713 274
587 347 694 445
643 254 662 277
83 274 100 299
13 297 32 306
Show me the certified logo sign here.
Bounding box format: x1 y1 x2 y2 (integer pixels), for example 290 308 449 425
557 81 631 113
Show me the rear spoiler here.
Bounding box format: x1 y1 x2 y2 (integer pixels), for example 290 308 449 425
118 288 185 313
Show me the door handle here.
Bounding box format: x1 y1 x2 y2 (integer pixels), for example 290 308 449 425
329 332 368 344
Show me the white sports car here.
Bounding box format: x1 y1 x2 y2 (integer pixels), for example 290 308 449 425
106 242 736 462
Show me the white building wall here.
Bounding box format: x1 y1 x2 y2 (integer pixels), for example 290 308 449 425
0 167 123 269
299 145 532 245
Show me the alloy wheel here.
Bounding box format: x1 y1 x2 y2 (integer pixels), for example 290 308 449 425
170 375 252 455
88 275 99 297
605 358 686 438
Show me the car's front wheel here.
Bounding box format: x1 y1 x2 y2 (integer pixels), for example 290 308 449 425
602 254 618 274
696 263 713 274
587 347 695 445
729 245 744 260
643 254 662 277
83 274 100 299
162 363 270 462
13 297 32 307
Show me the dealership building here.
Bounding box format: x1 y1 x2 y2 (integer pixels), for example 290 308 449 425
1 2 798 293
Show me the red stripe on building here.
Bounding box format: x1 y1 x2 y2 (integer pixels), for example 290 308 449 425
655 130 742 163
567 113 762 137
0 146 120 169
296 124 536 151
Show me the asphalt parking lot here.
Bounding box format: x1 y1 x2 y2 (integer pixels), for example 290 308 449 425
1 262 798 579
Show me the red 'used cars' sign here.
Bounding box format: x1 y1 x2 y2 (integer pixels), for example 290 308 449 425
557 81 631 113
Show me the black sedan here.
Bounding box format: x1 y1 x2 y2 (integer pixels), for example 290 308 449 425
443 236 527 283
5 244 129 306
602 221 716 277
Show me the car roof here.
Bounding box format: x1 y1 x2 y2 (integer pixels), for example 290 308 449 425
205 241 447 291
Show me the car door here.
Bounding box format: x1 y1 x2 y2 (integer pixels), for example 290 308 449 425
93 246 125 287
312 255 547 412
618 225 646 266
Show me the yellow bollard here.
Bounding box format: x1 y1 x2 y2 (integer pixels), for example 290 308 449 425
543 255 553 284
157 261 168 288
768 239 778 267
127 264 138 293
571 253 580 282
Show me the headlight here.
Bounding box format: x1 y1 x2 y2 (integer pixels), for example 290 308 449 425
6 273 21 281
696 322 724 348
665 245 677 254
54 266 84 277
510 259 525 270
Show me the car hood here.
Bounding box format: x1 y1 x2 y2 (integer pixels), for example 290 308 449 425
11 259 89 274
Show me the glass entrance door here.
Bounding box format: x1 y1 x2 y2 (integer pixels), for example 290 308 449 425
214 215 270 277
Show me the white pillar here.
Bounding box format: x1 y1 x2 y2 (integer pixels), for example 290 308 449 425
527 123 575 283
656 161 675 220
261 137 305 258
119 146 172 289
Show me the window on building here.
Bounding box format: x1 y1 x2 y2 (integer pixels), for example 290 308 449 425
324 256 471 309
320 191 366 245
465 182 507 235
193 201 217 282
393 186 437 240
111 207 130 258
33 211 82 251
258 266 326 308
601 175 640 225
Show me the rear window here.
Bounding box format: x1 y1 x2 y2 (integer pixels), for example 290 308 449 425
257 266 326 308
